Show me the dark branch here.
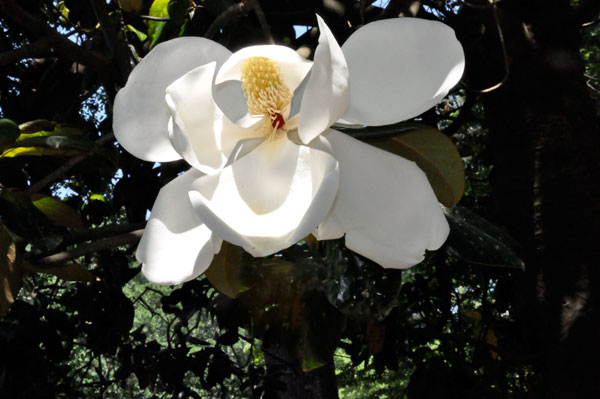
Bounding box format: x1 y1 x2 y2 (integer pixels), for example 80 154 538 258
0 37 54 66
36 229 144 265
59 222 147 248
89 0 132 83
26 133 114 194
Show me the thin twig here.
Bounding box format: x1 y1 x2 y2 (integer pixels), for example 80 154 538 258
59 222 146 248
26 133 114 194
0 37 54 66
461 1 510 93
35 229 144 265
89 0 132 82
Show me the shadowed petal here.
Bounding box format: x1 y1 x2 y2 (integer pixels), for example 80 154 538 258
137 169 222 285
166 62 261 174
341 18 465 126
113 37 231 162
313 130 449 268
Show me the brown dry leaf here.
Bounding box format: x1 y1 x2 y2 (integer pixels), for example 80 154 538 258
0 222 23 316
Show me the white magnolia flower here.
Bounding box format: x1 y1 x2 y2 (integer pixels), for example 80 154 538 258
113 16 465 285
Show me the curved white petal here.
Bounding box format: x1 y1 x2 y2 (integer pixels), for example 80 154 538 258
188 137 339 256
113 37 232 162
340 18 465 126
137 169 223 285
314 129 449 268
298 15 350 144
215 45 312 93
165 63 262 174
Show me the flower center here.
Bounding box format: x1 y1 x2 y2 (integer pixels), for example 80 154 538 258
240 56 293 140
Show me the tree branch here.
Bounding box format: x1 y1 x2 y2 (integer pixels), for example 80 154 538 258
35 229 144 265
58 222 146 248
26 133 114 194
0 36 54 66
89 0 132 82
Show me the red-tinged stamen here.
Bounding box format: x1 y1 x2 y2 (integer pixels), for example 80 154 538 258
272 113 285 130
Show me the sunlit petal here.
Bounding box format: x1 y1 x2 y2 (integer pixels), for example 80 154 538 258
341 18 465 126
137 169 222 285
313 129 449 268
113 37 231 162
215 45 312 93
298 15 350 144
188 137 339 256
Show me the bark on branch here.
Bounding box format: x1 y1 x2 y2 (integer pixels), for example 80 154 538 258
36 229 144 265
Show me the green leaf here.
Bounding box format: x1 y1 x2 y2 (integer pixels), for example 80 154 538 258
444 205 525 269
18 119 57 133
0 119 20 147
125 24 148 42
30 194 84 229
0 221 23 316
89 194 106 202
167 0 188 24
1 135 117 163
204 242 251 298
148 0 170 46
0 146 82 158
118 0 143 12
16 121 84 142
366 127 465 207
22 261 95 282
292 292 344 371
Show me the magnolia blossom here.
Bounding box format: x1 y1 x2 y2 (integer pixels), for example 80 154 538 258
113 16 465 284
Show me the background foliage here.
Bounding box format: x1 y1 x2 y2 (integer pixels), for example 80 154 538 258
1 0 599 398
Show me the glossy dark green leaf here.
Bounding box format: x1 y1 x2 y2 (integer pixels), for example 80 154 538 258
444 205 525 269
18 119 57 134
366 127 465 207
125 24 148 42
292 292 344 371
30 194 84 229
0 190 62 251
118 0 143 12
0 118 20 147
22 261 95 282
148 0 170 47
204 242 251 298
1 135 117 163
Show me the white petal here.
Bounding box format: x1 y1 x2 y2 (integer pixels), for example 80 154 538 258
137 169 222 285
315 129 449 268
341 18 465 126
188 137 339 256
215 45 312 93
113 37 232 162
165 63 262 174
298 15 350 144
